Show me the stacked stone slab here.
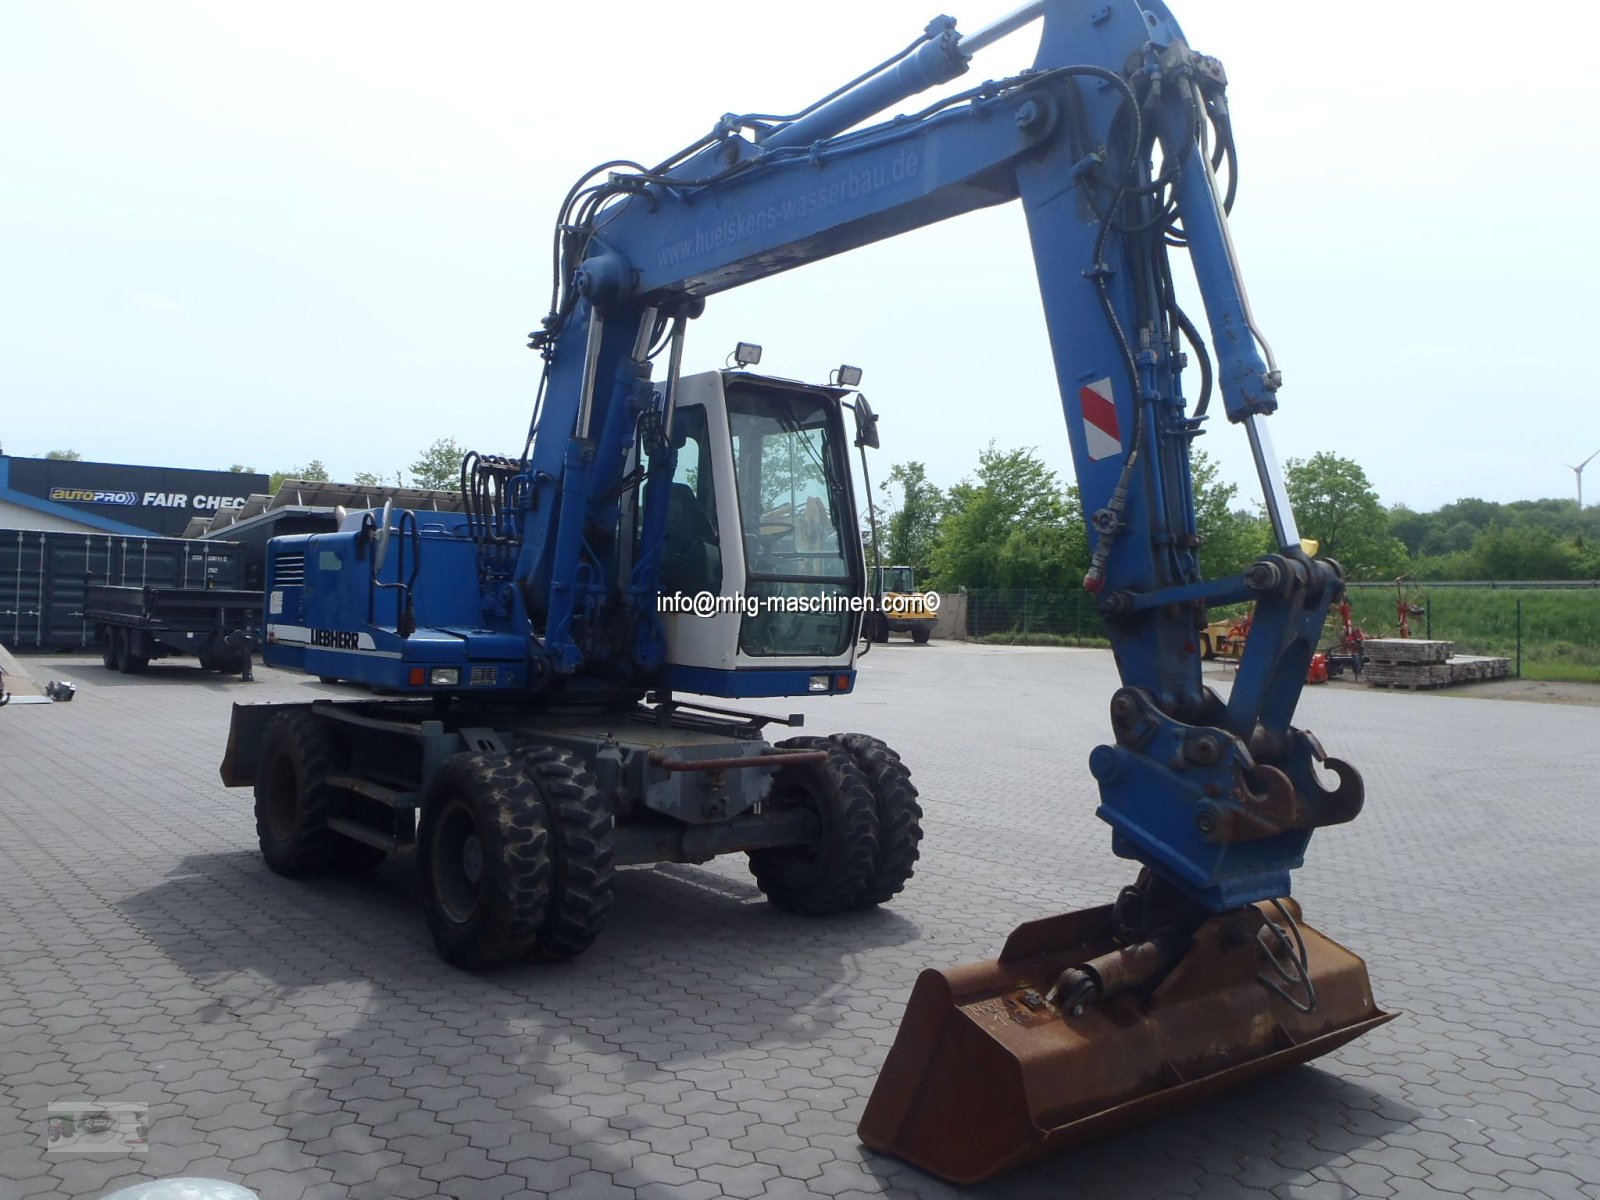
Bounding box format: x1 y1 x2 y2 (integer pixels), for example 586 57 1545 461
1442 655 1512 684
1364 638 1510 689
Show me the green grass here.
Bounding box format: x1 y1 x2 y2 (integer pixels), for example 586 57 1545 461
963 585 1600 682
973 631 1111 648
1518 660 1600 683
1343 585 1600 682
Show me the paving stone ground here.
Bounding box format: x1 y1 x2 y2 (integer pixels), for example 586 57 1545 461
1 643 1596 1200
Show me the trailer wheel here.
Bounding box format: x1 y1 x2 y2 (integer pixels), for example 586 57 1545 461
254 711 386 877
99 629 117 670
830 733 922 907
911 627 932 645
419 752 552 970
520 747 613 962
124 630 149 674
748 736 879 916
113 628 148 675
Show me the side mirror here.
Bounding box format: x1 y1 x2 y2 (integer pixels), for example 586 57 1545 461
852 396 880 450
373 500 395 573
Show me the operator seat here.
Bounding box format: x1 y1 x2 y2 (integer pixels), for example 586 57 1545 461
661 482 721 595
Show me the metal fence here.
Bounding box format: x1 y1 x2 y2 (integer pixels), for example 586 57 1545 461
963 589 1104 641
1344 581 1600 681
962 581 1600 681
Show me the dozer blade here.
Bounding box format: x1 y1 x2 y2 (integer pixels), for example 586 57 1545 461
859 899 1395 1184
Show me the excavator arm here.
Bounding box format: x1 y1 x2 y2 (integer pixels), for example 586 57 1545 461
529 0 1359 912
516 1 1391 1178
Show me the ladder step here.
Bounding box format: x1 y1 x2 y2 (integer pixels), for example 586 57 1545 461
326 773 421 808
326 816 407 852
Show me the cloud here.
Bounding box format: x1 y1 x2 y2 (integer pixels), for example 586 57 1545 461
127 290 190 330
1389 343 1464 363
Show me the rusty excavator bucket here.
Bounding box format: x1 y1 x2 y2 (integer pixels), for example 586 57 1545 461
859 897 1395 1184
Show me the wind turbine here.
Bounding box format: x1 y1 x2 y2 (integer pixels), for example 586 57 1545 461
1567 448 1600 508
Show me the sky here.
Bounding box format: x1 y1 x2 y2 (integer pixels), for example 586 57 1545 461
3 1 1596 513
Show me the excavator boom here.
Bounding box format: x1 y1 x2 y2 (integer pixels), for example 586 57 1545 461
522 0 1394 1179
527 0 1391 1180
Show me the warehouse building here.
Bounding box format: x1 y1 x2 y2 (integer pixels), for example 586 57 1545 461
0 454 267 537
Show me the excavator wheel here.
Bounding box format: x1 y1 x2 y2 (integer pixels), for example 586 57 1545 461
748 736 879 915
419 751 551 970
829 733 922 907
520 746 614 963
254 711 387 877
911 628 932 645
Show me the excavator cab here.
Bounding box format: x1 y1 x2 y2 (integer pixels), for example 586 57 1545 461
629 366 870 698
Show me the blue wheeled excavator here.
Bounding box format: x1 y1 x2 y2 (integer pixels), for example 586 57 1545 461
220 0 1393 1180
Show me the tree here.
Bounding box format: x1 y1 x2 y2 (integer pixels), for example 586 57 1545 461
1190 449 1271 579
227 464 256 474
353 470 386 488
1387 503 1430 557
1469 523 1584 580
45 449 81 460
1284 452 1406 579
410 438 466 490
267 460 329 495
874 461 945 580
928 444 1079 590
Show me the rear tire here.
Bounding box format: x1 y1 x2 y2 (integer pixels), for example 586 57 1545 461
749 736 878 916
419 752 552 970
521 747 614 963
254 710 387 877
911 627 932 645
830 733 922 907
100 630 117 670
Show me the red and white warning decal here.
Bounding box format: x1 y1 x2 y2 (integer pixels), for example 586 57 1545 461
1079 377 1121 461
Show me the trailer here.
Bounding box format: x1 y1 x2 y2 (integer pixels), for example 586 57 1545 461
1 529 248 650
86 584 260 676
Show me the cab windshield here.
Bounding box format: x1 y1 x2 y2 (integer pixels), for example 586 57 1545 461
726 382 857 657
877 566 915 593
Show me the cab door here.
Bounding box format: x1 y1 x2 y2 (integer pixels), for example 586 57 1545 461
658 372 866 698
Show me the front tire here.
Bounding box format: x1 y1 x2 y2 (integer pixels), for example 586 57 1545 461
419 752 552 970
100 629 117 670
749 737 878 915
254 711 386 877
911 627 932 645
830 733 922 907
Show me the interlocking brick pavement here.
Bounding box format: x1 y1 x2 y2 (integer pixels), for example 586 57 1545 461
1 644 1596 1198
